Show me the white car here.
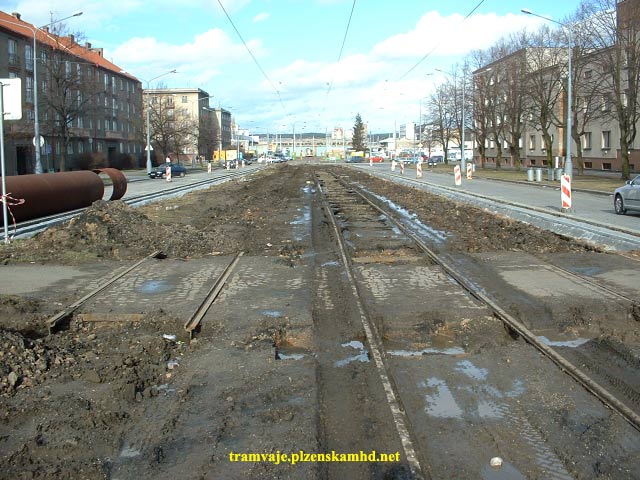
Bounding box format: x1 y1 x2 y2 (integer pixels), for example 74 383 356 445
614 175 640 214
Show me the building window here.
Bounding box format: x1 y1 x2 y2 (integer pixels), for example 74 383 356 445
97 141 103 152
25 45 33 71
602 131 611 149
583 132 592 150
25 76 34 103
182 96 188 103
8 39 18 65
585 162 592 169
119 142 124 153
529 135 535 150
67 142 74 154
603 162 612 170
584 70 592 79
78 141 84 153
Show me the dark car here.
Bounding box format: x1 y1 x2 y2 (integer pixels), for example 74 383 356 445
346 155 364 163
149 163 187 179
428 155 444 166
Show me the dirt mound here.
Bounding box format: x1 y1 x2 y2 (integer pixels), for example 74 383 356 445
1 200 218 264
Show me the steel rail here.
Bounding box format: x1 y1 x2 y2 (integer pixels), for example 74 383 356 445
184 251 244 339
47 250 163 333
315 176 427 480
329 171 640 434
365 168 640 251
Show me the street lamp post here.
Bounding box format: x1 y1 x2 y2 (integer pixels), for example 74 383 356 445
143 70 177 173
0 11 83 174
522 8 573 180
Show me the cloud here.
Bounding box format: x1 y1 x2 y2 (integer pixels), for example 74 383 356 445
373 11 545 60
110 28 263 83
253 12 270 23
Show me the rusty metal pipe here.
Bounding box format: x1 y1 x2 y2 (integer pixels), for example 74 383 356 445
2 169 127 223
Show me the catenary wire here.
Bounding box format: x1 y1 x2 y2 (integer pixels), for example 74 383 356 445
326 0 357 97
216 0 287 112
398 0 486 80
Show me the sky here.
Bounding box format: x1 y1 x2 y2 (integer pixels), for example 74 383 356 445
1 0 585 135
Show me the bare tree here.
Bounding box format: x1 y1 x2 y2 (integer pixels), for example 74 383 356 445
38 29 101 171
469 50 492 167
147 90 198 164
427 83 456 163
582 0 640 180
523 29 566 167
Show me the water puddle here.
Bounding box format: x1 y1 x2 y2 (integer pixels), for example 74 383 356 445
477 399 504 419
321 260 340 267
156 384 176 395
137 280 173 294
290 205 312 225
358 185 450 243
387 346 465 357
119 445 142 458
335 340 370 367
455 360 488 381
275 345 309 361
538 336 591 348
418 377 464 418
567 266 603 276
481 462 526 480
261 310 283 318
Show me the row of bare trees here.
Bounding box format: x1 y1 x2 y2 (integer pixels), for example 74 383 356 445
423 0 640 180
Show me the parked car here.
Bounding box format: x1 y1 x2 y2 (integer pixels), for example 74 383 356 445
401 156 422 164
149 163 187 179
428 155 444 166
370 156 384 163
614 175 640 214
346 155 364 163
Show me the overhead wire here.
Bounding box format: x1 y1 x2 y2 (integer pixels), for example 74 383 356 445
326 0 358 97
216 0 286 113
397 0 486 80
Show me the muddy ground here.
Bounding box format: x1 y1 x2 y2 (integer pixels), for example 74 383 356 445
0 164 638 479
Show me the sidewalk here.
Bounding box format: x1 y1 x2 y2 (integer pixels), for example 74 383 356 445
430 164 630 195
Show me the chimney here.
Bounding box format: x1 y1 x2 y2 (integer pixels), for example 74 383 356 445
85 42 92 49
11 12 21 20
90 47 103 57
67 34 75 44
42 26 49 33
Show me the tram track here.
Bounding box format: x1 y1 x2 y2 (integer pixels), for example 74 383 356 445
312 168 640 478
325 170 640 432
363 167 640 253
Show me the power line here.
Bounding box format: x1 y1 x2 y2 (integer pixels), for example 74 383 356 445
216 0 286 112
326 0 357 97
398 0 486 80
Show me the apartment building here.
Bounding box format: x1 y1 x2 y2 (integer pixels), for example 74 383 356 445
0 10 143 175
472 0 639 174
143 88 218 162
